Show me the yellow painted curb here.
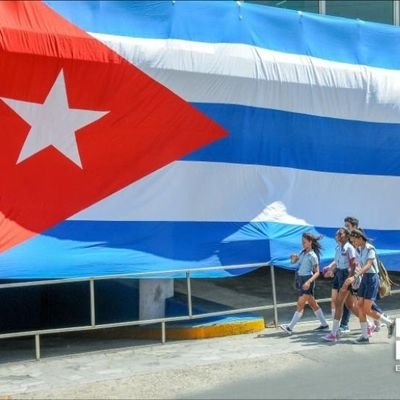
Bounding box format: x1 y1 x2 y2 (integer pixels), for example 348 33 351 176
135 318 266 340
94 318 265 341
79 318 266 341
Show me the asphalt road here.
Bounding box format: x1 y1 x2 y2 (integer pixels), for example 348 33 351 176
1 268 399 399
186 331 400 399
2 318 398 399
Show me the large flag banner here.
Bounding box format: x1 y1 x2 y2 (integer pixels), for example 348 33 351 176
0 0 399 279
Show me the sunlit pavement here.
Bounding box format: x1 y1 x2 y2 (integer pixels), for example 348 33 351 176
0 268 399 399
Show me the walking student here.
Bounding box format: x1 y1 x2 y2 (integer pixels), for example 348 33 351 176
339 216 360 334
346 229 396 344
323 228 359 342
280 232 329 335
345 217 386 333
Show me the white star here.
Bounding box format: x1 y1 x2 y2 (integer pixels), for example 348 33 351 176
1 70 108 168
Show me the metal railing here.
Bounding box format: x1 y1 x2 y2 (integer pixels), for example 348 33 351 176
0 263 399 360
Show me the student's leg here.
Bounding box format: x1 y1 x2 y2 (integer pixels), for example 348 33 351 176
331 289 338 321
329 270 350 335
360 274 395 337
331 271 339 321
371 300 384 330
282 274 308 333
371 301 384 314
353 277 372 343
334 289 349 319
280 296 307 333
329 289 349 336
308 296 329 328
356 297 369 340
340 305 351 329
372 300 384 331
362 299 395 336
363 300 381 320
344 293 359 318
371 293 384 329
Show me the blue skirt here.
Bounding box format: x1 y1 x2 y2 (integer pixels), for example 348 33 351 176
358 273 379 301
295 273 315 297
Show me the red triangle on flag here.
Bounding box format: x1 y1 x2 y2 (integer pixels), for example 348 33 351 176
0 1 227 252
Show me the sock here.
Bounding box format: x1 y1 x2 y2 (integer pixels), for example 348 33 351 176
341 305 351 327
331 308 336 321
288 311 303 330
360 321 368 338
331 319 340 335
379 314 393 327
314 308 328 326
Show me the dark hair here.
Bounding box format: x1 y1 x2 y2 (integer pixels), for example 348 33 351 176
336 227 350 237
302 232 323 257
344 216 359 228
349 228 368 242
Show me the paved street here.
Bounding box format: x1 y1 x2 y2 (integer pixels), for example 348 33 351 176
0 317 398 399
0 269 399 398
186 329 400 400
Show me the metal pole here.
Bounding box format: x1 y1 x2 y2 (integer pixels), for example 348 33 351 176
186 272 193 318
270 264 279 327
394 0 400 26
161 321 166 344
90 279 96 327
318 0 326 15
35 334 40 361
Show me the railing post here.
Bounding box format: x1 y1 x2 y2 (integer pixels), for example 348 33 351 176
186 272 193 318
35 334 40 361
394 0 400 26
90 279 96 327
270 264 279 327
161 321 166 344
318 0 326 15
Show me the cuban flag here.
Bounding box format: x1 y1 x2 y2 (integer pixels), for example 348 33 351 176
0 1 399 279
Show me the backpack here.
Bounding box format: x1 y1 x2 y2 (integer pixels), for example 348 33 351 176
376 257 394 298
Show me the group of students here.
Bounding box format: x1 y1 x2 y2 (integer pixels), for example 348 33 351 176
279 216 396 344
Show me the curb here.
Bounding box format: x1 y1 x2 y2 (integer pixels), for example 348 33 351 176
89 316 266 341
134 318 266 340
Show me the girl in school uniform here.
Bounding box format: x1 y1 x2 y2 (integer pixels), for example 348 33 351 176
346 229 395 344
345 219 385 333
280 232 328 334
323 227 359 342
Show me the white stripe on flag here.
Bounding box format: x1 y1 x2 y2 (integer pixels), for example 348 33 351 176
92 34 400 124
70 161 400 230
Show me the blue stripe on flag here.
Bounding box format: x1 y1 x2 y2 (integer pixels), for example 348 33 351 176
45 0 400 70
186 103 400 176
1 221 399 279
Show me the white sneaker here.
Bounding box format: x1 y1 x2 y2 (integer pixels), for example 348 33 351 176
338 326 351 337
279 324 293 335
374 321 381 332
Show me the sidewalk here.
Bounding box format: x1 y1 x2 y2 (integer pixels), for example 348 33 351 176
1 317 398 399
0 267 399 398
